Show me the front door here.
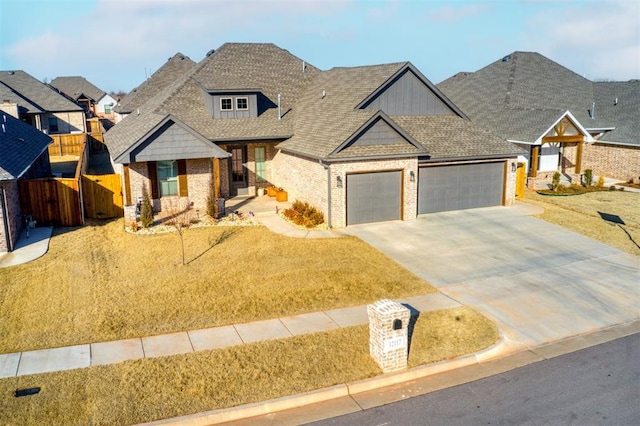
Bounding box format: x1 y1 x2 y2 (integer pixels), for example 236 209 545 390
229 147 247 196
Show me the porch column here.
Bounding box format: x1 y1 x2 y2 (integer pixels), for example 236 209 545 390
575 140 584 174
213 158 221 199
530 146 539 178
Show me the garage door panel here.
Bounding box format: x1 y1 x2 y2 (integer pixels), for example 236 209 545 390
418 163 504 214
347 171 401 225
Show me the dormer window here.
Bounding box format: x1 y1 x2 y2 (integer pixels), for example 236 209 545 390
220 97 233 111
236 97 248 110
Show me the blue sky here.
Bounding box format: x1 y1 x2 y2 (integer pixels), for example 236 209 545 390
1 0 638 93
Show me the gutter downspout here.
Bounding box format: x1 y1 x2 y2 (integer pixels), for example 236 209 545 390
319 159 332 228
0 185 13 252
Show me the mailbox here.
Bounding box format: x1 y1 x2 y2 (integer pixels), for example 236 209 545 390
367 299 411 372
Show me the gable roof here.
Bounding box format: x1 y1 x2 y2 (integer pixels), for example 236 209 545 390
437 51 639 146
114 53 196 114
106 43 320 162
0 112 52 180
0 70 83 113
49 76 107 103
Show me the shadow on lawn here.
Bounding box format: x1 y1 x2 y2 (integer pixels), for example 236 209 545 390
187 228 240 265
598 211 640 250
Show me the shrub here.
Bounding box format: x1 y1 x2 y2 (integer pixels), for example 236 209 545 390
596 175 605 187
583 169 593 187
140 184 154 228
205 179 218 218
283 200 325 228
551 172 561 191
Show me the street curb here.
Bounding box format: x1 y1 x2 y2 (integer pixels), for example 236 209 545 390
141 335 511 425
140 320 640 425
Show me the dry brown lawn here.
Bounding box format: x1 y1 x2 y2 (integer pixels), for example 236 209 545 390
0 220 435 353
0 307 497 426
523 190 640 256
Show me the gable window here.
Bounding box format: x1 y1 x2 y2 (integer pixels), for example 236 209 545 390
220 97 233 111
255 147 266 182
104 104 112 114
48 116 59 134
236 97 248 110
157 160 178 197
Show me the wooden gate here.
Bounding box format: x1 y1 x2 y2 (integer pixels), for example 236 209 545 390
81 174 123 219
19 178 84 226
516 162 526 199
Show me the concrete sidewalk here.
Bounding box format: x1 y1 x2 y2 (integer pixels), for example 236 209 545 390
0 226 52 268
0 292 459 379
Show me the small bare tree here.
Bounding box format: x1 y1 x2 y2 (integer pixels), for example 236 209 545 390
165 198 194 265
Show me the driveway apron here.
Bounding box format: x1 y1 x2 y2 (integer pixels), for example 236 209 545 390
346 206 640 349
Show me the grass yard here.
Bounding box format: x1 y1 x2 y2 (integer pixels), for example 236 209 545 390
523 190 640 255
0 220 435 353
0 307 497 426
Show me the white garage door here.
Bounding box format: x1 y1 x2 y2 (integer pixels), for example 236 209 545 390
418 162 505 214
346 171 402 225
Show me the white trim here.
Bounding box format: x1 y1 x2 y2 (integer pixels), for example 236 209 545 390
220 97 233 111
508 139 537 145
235 97 248 111
534 111 594 144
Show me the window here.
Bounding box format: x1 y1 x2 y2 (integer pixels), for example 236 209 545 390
255 147 266 182
236 97 248 110
48 116 59 133
104 104 112 114
157 160 178 197
220 97 233 111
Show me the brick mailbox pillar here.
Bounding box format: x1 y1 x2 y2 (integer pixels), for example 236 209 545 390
367 299 411 373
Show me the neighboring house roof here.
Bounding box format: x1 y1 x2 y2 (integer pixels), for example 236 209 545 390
114 52 196 114
0 112 52 180
437 51 639 146
49 76 107 103
0 70 83 113
106 43 521 164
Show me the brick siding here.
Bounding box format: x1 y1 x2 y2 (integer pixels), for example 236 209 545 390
0 181 22 253
583 143 640 181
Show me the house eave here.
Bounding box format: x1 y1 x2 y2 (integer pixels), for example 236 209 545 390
419 153 519 164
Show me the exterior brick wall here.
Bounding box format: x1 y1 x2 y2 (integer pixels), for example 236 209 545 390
186 158 213 209
504 159 517 206
582 143 640 181
271 150 328 215
43 111 86 134
0 181 22 253
561 143 579 174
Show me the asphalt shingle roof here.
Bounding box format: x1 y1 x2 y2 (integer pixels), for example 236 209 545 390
0 70 82 113
114 53 196 114
49 76 107 102
437 52 639 146
0 112 52 180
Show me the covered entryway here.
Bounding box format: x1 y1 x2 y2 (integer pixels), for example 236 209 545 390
346 171 402 225
229 146 248 196
418 162 504 214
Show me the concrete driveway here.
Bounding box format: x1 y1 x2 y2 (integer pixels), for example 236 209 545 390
345 203 640 350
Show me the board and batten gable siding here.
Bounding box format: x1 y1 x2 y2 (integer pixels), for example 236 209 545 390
130 121 214 162
205 94 258 119
351 119 406 146
362 69 455 116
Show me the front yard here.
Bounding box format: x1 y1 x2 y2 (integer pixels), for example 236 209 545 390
523 190 640 256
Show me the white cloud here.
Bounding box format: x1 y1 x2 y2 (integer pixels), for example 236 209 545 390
426 3 489 23
525 0 639 80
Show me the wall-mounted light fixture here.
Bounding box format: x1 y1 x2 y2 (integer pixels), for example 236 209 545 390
336 176 343 188
409 170 415 182
511 163 516 173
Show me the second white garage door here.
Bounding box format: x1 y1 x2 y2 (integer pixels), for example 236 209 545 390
418 162 504 214
346 171 402 225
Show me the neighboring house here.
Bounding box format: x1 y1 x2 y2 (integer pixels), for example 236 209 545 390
105 43 521 228
0 70 86 136
50 76 118 119
113 52 196 123
438 52 640 187
0 113 52 252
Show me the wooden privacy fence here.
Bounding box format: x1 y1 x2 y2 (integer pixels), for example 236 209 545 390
48 133 87 157
82 174 123 219
19 177 83 226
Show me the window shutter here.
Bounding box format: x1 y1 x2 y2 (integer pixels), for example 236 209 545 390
147 161 158 199
177 159 188 197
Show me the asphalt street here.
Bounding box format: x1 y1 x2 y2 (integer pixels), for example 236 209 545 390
311 333 640 426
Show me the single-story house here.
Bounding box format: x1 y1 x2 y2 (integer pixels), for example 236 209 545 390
438 52 640 187
105 43 522 228
50 76 118 119
0 113 52 252
113 53 196 123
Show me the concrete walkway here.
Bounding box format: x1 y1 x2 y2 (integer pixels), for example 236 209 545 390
0 293 458 379
0 226 52 268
